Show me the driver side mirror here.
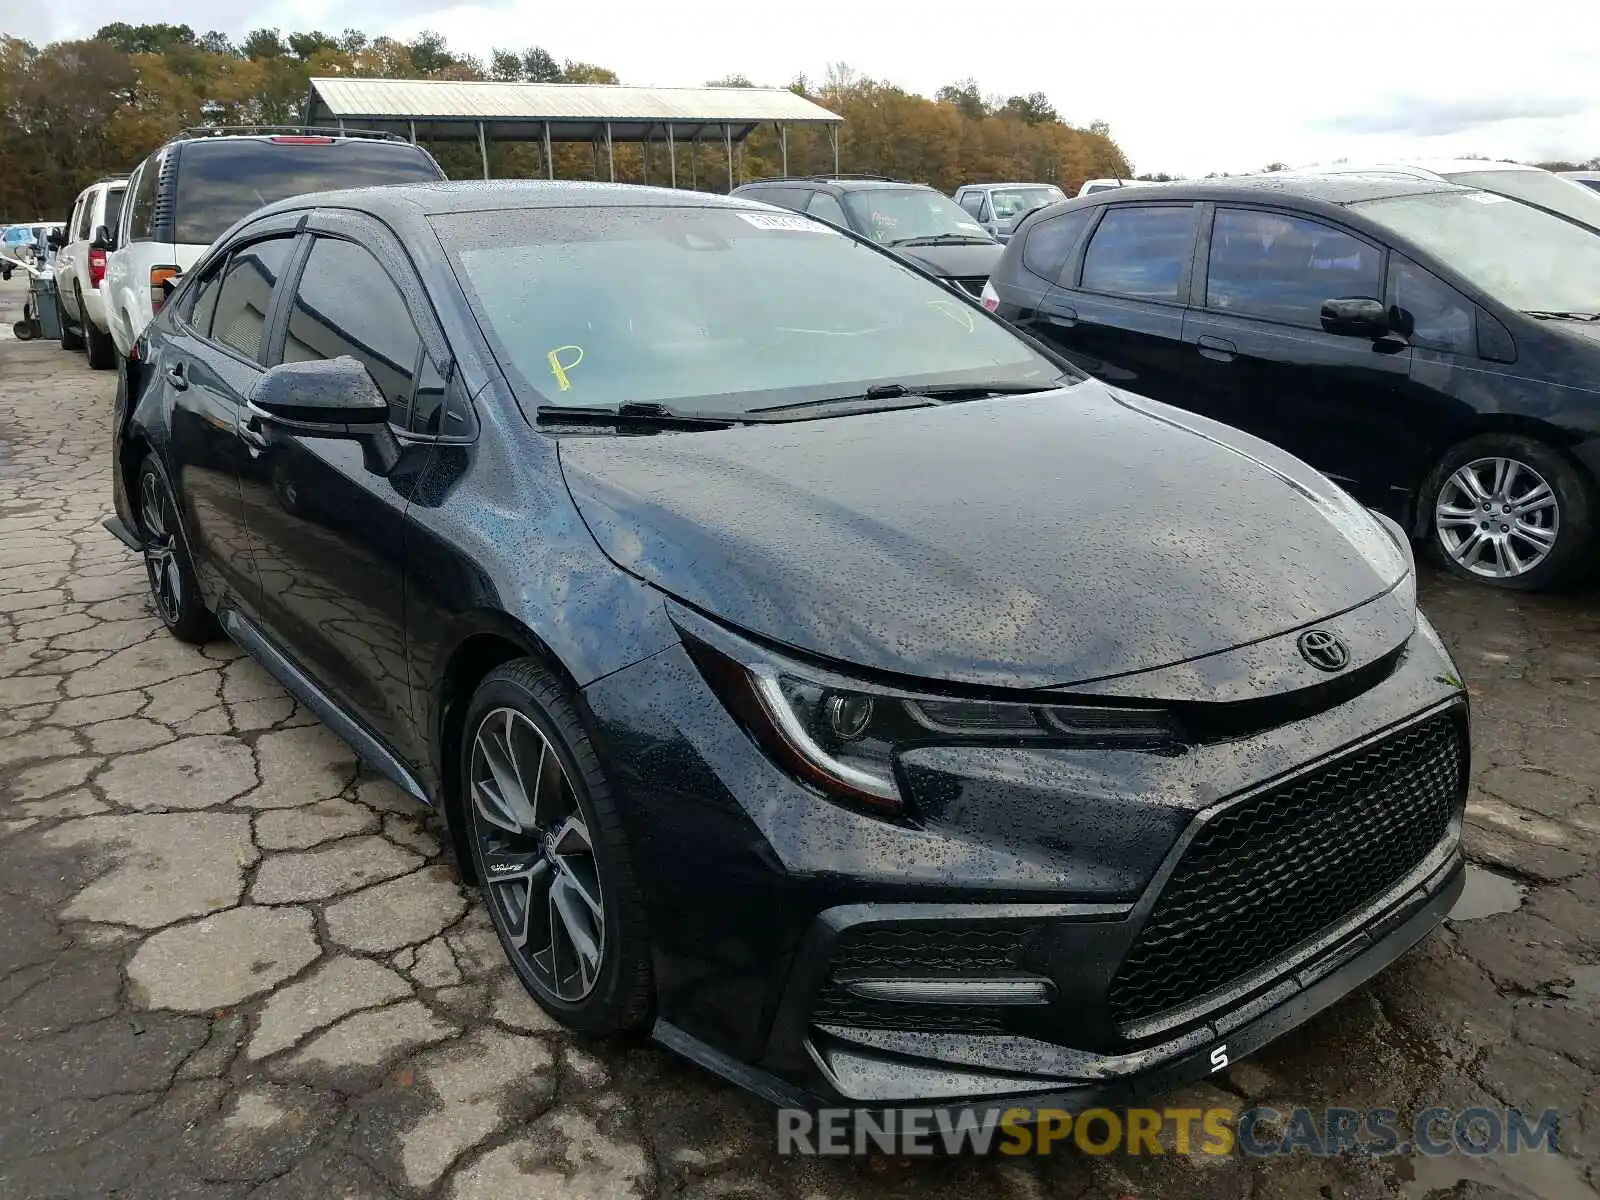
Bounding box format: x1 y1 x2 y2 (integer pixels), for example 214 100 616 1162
1320 297 1391 339
90 225 115 251
248 356 401 476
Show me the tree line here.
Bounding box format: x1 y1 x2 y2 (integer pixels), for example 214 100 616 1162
0 24 1134 222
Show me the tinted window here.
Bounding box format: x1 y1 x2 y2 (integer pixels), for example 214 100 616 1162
1389 259 1474 353
958 192 984 217
1574 178 1600 193
1206 209 1382 325
411 357 450 436
282 238 420 428
806 191 848 227
173 140 441 246
1080 205 1196 300
1022 208 1095 282
437 206 1065 415
127 159 158 243
185 256 228 338
210 238 294 361
73 195 92 241
744 187 807 211
103 187 125 239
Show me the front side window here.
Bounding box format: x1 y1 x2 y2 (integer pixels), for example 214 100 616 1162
958 192 984 217
1022 208 1095 283
436 206 1065 415
172 139 441 246
209 237 295 361
282 237 421 428
1356 191 1600 315
1080 205 1197 300
841 188 993 246
1389 259 1474 353
184 255 229 339
806 191 848 227
1205 208 1382 326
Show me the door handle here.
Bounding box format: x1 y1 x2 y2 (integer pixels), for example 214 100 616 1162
165 363 188 391
1047 304 1078 328
239 406 271 451
1196 335 1237 362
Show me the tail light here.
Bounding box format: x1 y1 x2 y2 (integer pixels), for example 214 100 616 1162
149 266 179 314
88 247 107 288
270 135 333 144
980 280 1000 312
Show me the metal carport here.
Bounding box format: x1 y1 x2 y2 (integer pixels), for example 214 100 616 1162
304 77 844 190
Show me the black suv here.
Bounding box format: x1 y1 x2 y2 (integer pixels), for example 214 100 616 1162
731 175 1001 297
987 174 1600 590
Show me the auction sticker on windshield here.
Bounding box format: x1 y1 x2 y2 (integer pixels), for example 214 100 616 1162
736 211 836 233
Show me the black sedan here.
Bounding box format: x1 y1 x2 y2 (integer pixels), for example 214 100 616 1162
984 174 1600 590
108 181 1469 1117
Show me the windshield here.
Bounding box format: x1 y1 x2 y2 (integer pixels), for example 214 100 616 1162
173 139 442 245
1355 190 1600 313
436 205 1062 416
1442 169 1600 231
842 189 994 245
990 187 1065 221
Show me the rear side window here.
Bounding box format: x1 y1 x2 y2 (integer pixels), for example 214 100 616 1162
103 188 125 239
1206 209 1382 326
1389 258 1474 354
210 238 295 361
1081 205 1197 300
806 191 848 227
172 140 442 246
73 194 93 241
127 159 158 243
1022 208 1095 282
745 187 807 211
282 237 421 429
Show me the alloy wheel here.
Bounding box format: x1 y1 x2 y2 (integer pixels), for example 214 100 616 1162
1434 456 1559 579
469 707 605 1002
139 472 184 624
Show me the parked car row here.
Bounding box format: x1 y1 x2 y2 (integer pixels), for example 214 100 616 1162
113 162 1473 1124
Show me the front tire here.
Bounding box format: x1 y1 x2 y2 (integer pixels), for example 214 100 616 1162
460 660 653 1036
1423 434 1593 590
136 457 218 643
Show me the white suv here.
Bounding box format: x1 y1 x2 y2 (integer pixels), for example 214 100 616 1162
55 176 127 369
104 128 444 363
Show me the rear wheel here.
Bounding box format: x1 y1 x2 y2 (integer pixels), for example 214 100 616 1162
460 660 654 1035
1423 434 1593 590
59 298 83 351
136 457 218 643
81 286 115 369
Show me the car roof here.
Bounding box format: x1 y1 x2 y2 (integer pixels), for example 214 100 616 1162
1068 172 1472 207
1562 170 1600 181
1308 159 1546 179
964 182 1061 190
739 177 930 193
251 179 787 223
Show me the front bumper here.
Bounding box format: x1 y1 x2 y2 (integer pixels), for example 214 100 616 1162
581 610 1468 1111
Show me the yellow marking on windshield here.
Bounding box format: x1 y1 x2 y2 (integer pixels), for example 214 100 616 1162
926 299 976 332
548 344 584 391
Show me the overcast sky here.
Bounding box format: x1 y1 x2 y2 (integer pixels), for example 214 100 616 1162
33 0 1600 177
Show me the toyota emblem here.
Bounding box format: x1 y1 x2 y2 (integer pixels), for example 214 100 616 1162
1297 629 1350 672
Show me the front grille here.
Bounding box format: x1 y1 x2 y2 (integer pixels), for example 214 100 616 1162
951 276 987 298
1108 711 1465 1027
811 925 1027 1034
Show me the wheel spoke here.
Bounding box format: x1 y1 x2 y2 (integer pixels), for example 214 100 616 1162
1451 466 1491 505
555 855 603 919
1513 482 1554 515
1450 528 1486 565
1513 520 1557 549
475 717 538 831
472 778 521 835
1489 457 1510 498
549 815 593 856
549 873 602 992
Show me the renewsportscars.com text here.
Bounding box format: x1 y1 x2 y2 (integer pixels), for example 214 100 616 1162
777 1105 1561 1158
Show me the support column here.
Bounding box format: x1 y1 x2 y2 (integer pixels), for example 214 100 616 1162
643 125 651 185
667 126 677 188
723 124 733 193
690 135 698 189
780 123 789 176
605 122 615 182
408 119 416 145
543 121 553 179
830 125 840 174
477 121 489 180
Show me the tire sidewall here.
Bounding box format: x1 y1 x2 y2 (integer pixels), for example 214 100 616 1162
136 456 214 641
1422 435 1593 590
459 667 647 1034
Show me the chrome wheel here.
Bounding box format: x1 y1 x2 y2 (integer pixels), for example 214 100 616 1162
139 472 183 624
1435 456 1559 579
469 707 604 1002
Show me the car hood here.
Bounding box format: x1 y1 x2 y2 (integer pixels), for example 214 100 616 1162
557 383 1410 690
890 241 1003 278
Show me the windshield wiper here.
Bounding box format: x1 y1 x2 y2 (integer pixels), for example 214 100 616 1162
750 381 1058 415
1524 310 1600 321
889 233 996 247
535 401 743 429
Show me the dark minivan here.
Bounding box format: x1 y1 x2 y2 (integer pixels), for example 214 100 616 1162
985 175 1600 589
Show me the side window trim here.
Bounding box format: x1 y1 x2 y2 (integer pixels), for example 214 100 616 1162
1199 205 1389 331
192 233 306 369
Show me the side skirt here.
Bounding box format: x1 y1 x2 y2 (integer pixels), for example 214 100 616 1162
219 608 432 807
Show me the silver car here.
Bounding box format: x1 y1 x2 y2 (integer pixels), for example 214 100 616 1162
954 182 1065 242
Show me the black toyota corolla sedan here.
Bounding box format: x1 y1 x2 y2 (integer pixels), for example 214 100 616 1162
108 180 1469 1117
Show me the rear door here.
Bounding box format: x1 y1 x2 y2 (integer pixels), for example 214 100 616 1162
1035 202 1201 405
1178 205 1409 504
240 214 444 761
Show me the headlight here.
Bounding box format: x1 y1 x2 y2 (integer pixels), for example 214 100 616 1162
681 625 1179 817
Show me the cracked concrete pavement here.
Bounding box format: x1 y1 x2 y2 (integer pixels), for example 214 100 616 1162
2 276 1598 1199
